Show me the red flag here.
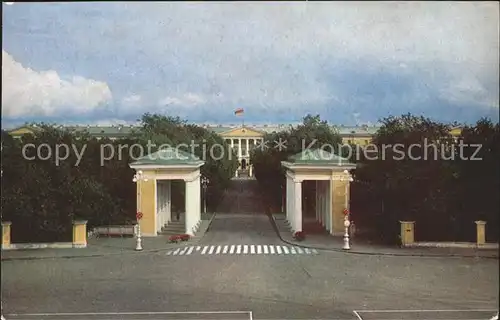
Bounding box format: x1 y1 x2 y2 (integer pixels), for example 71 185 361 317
234 108 244 115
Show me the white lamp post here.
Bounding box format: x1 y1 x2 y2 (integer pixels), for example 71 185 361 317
201 176 210 214
132 170 149 251
341 170 354 250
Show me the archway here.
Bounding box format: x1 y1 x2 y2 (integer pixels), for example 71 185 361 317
281 149 356 235
241 159 247 170
129 147 205 236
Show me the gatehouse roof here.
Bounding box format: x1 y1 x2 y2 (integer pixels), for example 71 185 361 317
130 147 204 167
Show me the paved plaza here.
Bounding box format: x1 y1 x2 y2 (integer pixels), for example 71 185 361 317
2 181 498 319
3 213 498 319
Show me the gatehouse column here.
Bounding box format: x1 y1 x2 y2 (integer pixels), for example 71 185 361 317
137 175 157 236
162 182 167 227
184 178 197 236
315 181 319 222
321 181 325 230
166 180 172 223
286 175 291 225
326 179 332 234
294 179 302 232
318 181 322 225
157 182 162 233
193 174 202 233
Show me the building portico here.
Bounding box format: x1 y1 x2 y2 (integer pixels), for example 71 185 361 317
129 148 204 237
282 149 356 236
218 126 266 178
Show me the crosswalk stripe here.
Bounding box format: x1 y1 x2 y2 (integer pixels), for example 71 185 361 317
166 244 319 256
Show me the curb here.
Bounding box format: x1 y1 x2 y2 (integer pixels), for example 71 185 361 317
188 212 216 244
2 214 220 262
267 214 498 259
1 243 188 262
198 212 217 242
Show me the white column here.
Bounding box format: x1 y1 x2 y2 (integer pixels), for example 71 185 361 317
246 139 249 156
162 183 167 227
327 179 333 235
231 139 234 149
238 138 242 157
315 181 319 222
294 180 302 232
324 181 328 229
286 175 291 224
157 182 162 232
193 174 201 233
184 178 197 236
318 181 323 226
166 180 171 223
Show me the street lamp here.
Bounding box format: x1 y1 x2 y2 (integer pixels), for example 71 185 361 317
132 170 148 251
201 176 210 214
342 170 354 250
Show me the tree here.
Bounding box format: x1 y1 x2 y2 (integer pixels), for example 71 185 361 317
133 113 238 211
352 113 499 244
252 114 343 211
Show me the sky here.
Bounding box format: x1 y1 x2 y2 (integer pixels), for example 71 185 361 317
2 2 499 129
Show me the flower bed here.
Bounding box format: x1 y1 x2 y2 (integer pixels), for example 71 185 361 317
293 231 305 241
168 234 191 243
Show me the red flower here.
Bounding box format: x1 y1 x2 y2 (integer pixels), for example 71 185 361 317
293 231 306 241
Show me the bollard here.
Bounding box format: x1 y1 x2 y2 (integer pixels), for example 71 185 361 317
2 221 12 249
475 221 486 245
399 221 415 247
72 220 88 248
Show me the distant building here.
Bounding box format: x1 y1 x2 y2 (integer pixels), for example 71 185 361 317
6 123 463 178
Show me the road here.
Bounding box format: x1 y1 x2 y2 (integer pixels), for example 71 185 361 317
2 180 499 319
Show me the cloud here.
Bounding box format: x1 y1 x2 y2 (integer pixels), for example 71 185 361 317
119 2 498 110
158 93 206 107
1 2 498 124
1 50 112 118
122 94 142 108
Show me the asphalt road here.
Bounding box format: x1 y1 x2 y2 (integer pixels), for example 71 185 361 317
2 180 499 319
